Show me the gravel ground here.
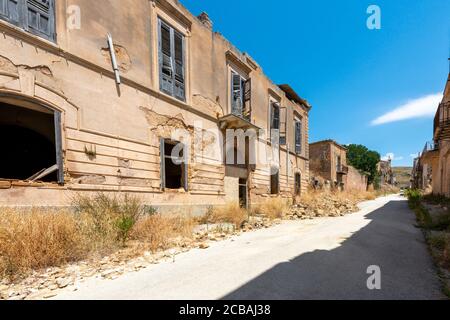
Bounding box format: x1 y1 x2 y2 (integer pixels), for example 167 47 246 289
54 195 445 300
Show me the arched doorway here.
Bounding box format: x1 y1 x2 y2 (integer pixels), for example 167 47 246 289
0 98 63 183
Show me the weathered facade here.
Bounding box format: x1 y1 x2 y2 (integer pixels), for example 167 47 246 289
377 159 395 185
432 74 450 196
0 0 310 211
413 74 450 196
309 140 367 191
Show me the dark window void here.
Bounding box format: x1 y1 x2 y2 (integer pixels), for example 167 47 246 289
295 173 301 196
0 102 61 182
160 139 188 191
239 178 247 208
164 142 183 189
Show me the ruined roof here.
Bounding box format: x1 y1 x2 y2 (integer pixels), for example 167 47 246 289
309 139 348 151
278 84 312 110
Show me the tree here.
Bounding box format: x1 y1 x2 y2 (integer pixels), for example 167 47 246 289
346 144 381 185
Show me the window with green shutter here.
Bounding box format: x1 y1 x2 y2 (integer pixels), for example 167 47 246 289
0 0 55 42
158 18 185 101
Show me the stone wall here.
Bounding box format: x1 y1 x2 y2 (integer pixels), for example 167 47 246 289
345 166 368 192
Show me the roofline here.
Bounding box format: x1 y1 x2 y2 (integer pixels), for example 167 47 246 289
309 139 348 150
278 84 312 111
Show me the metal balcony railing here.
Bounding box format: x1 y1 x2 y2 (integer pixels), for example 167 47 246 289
422 141 439 154
336 164 349 174
434 101 450 141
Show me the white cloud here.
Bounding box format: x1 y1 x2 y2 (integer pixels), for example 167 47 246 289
371 93 442 125
410 153 419 158
381 153 403 162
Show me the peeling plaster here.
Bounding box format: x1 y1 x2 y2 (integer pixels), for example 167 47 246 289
192 94 224 118
0 55 63 94
101 44 132 73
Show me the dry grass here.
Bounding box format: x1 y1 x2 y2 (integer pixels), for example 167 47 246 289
0 189 386 281
0 209 87 279
254 198 289 219
0 193 149 280
131 213 196 252
200 203 248 229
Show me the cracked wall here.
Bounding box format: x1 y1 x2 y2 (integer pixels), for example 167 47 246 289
0 0 308 208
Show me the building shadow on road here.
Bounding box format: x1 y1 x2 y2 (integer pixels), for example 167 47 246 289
221 199 445 300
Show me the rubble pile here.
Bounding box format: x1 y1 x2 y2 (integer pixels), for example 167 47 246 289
0 193 371 300
287 193 359 220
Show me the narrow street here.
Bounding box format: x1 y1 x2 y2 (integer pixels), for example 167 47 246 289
54 195 445 300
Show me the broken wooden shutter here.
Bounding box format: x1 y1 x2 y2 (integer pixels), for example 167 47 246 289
295 120 302 154
25 0 55 41
271 103 280 130
0 0 8 17
173 31 185 101
54 111 64 184
159 20 174 96
279 106 287 145
160 138 166 190
243 78 251 119
158 19 185 101
0 0 20 25
231 72 242 116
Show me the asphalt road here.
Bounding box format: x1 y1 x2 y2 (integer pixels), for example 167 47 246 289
54 195 445 300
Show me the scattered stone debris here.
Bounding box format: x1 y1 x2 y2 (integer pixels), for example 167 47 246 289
0 193 370 300
286 193 359 220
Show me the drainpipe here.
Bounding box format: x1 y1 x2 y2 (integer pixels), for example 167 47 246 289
107 33 121 85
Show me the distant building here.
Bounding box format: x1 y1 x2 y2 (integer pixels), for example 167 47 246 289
309 140 367 191
377 159 395 185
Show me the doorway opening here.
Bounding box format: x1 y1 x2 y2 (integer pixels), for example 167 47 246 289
270 167 279 195
295 172 301 196
238 178 248 208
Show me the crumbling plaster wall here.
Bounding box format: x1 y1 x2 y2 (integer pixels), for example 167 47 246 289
0 0 309 208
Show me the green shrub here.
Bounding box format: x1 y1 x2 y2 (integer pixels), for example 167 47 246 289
405 189 422 207
73 193 144 248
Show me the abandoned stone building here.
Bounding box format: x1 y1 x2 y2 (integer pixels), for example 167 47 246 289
377 159 395 185
309 140 367 191
0 0 311 211
414 74 450 196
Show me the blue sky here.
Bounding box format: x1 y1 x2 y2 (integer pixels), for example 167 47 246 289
181 0 450 167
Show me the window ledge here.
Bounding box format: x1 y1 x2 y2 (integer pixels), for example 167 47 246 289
0 20 59 51
163 188 188 194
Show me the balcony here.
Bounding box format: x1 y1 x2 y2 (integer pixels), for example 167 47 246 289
434 101 450 141
423 141 439 154
336 164 349 175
